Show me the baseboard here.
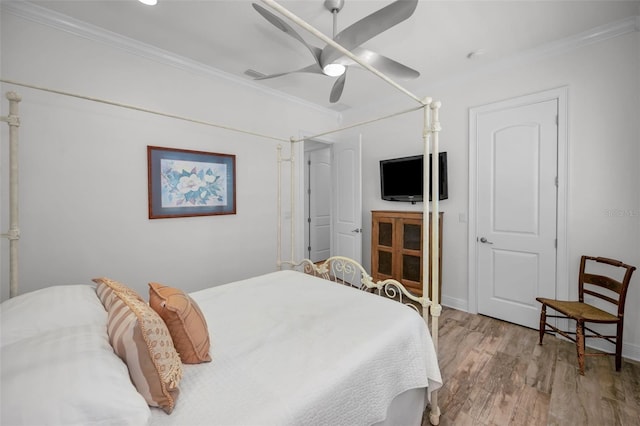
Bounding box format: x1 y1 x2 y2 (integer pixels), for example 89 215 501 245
622 342 640 363
441 295 468 312
586 340 640 364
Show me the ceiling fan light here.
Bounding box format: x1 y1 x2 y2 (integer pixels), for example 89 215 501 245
138 0 157 5
323 63 346 77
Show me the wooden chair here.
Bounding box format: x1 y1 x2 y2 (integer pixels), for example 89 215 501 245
536 255 636 375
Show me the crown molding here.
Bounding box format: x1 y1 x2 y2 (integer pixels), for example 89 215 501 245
434 14 640 88
1 0 342 120
347 14 640 117
3 1 638 119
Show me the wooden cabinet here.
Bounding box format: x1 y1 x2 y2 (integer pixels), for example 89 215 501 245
371 210 443 302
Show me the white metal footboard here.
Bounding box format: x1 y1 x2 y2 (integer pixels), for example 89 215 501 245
283 256 432 321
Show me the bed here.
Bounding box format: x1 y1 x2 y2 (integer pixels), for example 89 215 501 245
1 256 442 426
1 2 445 423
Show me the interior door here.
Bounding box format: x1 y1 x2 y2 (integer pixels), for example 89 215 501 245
331 135 362 264
476 99 558 329
305 147 331 262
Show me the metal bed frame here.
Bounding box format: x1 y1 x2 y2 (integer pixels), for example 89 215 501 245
1 1 443 423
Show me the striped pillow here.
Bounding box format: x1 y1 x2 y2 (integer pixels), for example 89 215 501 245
94 278 183 414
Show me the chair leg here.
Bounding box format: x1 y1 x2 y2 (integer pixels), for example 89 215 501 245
576 320 585 375
538 305 547 345
615 321 623 371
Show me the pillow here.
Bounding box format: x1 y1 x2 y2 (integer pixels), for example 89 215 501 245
93 278 183 414
93 276 145 301
149 282 212 364
0 284 107 348
1 301 150 426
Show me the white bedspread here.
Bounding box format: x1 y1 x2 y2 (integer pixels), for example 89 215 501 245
150 270 442 426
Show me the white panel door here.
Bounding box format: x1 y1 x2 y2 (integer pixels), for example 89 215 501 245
476 99 558 329
332 136 362 264
307 147 331 262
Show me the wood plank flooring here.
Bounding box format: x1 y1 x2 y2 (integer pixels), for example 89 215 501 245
422 307 640 426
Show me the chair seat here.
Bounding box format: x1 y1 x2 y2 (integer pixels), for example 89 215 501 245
536 297 618 322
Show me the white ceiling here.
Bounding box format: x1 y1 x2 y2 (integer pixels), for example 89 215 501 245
27 0 640 111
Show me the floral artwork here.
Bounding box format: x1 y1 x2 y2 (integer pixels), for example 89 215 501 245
160 159 227 207
148 146 236 219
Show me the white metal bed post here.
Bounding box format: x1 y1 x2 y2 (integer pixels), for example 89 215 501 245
1 91 22 298
289 138 296 264
277 145 283 268
276 140 297 269
426 100 442 425
421 99 432 322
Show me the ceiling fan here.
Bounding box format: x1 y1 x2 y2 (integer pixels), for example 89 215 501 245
250 0 420 103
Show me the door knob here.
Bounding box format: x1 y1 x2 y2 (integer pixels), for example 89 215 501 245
352 228 362 233
479 237 493 244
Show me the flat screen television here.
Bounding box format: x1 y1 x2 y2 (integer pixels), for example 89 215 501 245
380 152 448 203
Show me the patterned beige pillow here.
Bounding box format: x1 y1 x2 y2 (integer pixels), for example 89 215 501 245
95 277 145 301
94 278 183 414
149 282 212 364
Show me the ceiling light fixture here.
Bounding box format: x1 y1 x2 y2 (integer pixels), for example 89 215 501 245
323 63 346 77
322 0 346 77
138 0 157 6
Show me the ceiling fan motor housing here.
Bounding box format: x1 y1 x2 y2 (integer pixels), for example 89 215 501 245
324 0 345 13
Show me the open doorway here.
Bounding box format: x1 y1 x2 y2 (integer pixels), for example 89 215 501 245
304 140 331 262
297 136 362 265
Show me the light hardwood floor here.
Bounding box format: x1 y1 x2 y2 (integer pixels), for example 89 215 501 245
422 307 640 426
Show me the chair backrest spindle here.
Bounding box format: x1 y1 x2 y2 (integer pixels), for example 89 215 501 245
578 255 636 318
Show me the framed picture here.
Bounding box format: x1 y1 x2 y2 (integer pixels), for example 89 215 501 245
147 146 236 219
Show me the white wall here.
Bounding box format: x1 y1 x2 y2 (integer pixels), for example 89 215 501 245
0 7 339 300
343 27 640 359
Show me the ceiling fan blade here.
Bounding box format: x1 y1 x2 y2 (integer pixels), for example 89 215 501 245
321 0 418 68
252 3 322 67
254 64 323 80
329 70 347 103
335 47 419 80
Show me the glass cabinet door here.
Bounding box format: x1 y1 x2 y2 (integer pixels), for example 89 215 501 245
376 221 393 276
377 250 393 276
403 223 421 250
378 222 393 247
401 222 422 284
